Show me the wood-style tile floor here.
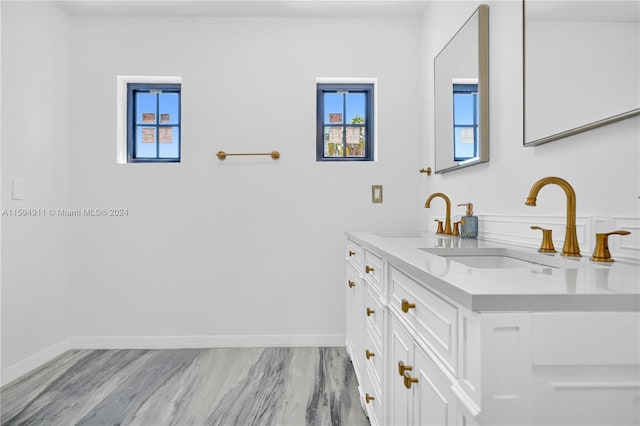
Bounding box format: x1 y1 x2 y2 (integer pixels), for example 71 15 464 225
1 347 369 426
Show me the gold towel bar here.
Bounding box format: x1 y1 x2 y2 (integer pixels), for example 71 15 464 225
216 150 280 160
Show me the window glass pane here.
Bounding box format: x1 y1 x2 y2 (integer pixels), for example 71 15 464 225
158 126 180 159
159 93 180 125
324 126 343 157
136 93 157 124
454 126 476 160
323 93 343 124
136 126 157 158
453 93 475 125
346 93 366 124
345 127 365 157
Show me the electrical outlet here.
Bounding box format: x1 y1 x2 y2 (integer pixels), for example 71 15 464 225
12 179 24 200
372 185 383 203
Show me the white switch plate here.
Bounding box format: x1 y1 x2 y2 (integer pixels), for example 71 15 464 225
12 179 25 200
372 185 383 203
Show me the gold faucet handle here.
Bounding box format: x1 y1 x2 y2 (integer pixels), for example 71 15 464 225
530 226 557 253
452 221 461 236
434 219 444 234
591 230 631 263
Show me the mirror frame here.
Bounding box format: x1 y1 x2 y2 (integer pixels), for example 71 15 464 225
522 0 640 147
434 5 489 174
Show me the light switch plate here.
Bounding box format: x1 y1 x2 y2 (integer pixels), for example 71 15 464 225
12 179 24 200
372 185 383 203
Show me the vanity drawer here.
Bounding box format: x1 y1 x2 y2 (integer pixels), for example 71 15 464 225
363 249 384 294
365 285 384 346
390 267 458 375
364 365 383 426
346 239 363 271
364 328 384 387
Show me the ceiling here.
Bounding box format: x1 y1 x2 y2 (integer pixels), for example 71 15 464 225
52 0 430 18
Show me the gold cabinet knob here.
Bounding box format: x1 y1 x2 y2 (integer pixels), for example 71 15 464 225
434 219 444 234
365 393 375 404
591 230 631 262
366 307 375 317
530 226 557 253
366 349 375 360
419 167 432 175
403 372 418 389
401 299 416 313
348 280 356 288
398 361 413 376
365 265 374 274
348 250 356 257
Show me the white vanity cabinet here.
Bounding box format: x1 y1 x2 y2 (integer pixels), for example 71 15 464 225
346 239 365 385
345 234 640 426
346 239 388 424
387 268 477 426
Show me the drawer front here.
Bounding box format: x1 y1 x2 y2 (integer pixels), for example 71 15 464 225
346 239 363 271
365 285 384 345
363 249 384 294
364 364 384 426
364 328 384 387
390 267 458 375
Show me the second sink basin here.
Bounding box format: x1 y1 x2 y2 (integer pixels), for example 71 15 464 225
443 254 556 269
419 247 586 269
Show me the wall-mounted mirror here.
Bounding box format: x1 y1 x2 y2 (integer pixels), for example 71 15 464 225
434 5 489 174
523 0 640 146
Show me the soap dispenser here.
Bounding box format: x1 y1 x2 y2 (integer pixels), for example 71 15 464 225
457 203 478 239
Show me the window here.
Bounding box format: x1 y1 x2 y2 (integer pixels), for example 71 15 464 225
316 83 374 161
127 83 181 163
452 83 478 162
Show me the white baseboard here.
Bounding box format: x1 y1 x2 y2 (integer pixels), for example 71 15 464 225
2 334 345 386
70 334 346 349
1 338 71 387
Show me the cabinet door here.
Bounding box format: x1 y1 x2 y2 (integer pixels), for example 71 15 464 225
346 264 365 381
389 314 413 426
412 344 457 426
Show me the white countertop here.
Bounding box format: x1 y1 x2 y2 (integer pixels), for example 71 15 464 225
346 231 640 312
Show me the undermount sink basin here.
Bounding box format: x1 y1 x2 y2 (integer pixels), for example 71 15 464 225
419 247 586 269
375 232 426 238
443 254 557 269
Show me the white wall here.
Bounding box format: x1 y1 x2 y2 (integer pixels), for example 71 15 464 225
1 1 72 380
68 16 423 343
421 1 639 237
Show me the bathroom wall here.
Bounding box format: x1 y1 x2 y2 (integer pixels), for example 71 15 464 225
68 16 423 345
1 2 72 381
420 1 639 254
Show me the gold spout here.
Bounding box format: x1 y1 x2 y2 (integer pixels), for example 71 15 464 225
525 177 580 257
425 192 453 235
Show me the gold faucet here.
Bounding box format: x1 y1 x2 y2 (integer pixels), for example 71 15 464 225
525 177 580 257
425 192 453 235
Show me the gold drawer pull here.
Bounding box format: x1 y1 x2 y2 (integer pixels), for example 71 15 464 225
348 280 356 288
349 250 356 257
401 299 416 313
365 393 375 403
366 349 375 360
366 307 375 316
398 361 413 376
404 372 418 389
365 265 374 274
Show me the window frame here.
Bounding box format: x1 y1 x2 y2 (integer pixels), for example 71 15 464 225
452 83 479 162
127 83 182 163
316 83 375 162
